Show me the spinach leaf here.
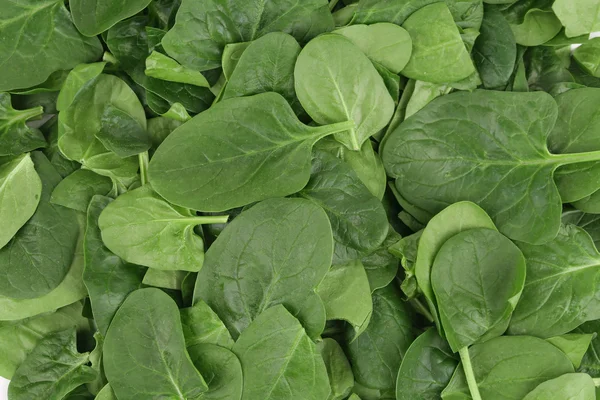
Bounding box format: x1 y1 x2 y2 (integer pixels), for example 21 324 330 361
70 0 152 36
295 34 394 151
441 336 574 400
142 269 187 290
83 195 145 336
0 153 42 249
56 63 107 112
403 80 452 120
145 51 211 87
502 0 562 46
546 334 595 369
396 328 459 400
345 283 415 392
187 344 243 400
401 3 475 84
8 329 97 400
562 209 600 250
318 338 354 400
0 152 79 299
333 23 412 74
575 320 600 378
50 169 113 213
180 300 234 349
96 105 152 158
317 260 373 338
509 225 600 337
0 0 102 92
361 226 401 292
298 150 388 263
95 385 116 400
552 0 600 38
0 93 46 156
162 0 333 71
149 92 353 212
432 228 526 352
574 38 600 78
381 90 600 244
99 185 227 271
103 288 208 399
232 305 330 400
522 373 596 400
194 197 333 339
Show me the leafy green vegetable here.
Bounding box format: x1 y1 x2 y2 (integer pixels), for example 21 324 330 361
180 300 234 349
318 338 354 400
522 373 596 400
0 93 46 156
187 343 243 400
553 0 600 38
503 0 562 46
50 169 113 212
575 38 600 78
70 0 153 36
546 334 595 369
145 51 211 87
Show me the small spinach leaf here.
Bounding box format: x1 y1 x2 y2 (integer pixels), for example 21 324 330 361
522 373 596 400
187 344 243 400
145 51 210 87
0 93 46 156
180 300 234 349
319 338 354 400
50 169 113 213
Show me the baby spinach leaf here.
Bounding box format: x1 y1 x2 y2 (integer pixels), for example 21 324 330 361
509 225 600 338
105 17 151 72
432 228 526 352
232 305 330 400
574 38 600 78
8 329 97 400
222 42 251 81
401 3 475 84
295 34 394 151
414 202 497 334
70 0 153 36
317 260 373 338
403 80 452 119
0 0 103 92
333 23 412 74
345 283 415 392
95 385 116 400
441 336 574 400
0 153 42 249
162 0 333 71
149 92 354 212
563 209 600 250
96 105 152 158
187 344 243 400
575 320 600 378
0 302 87 379
361 226 401 292
318 338 354 400
99 185 227 271
546 334 595 369
83 195 145 336
180 300 234 349
0 152 79 299
50 169 113 213
142 269 187 290
522 373 596 400
473 5 517 89
381 90 600 244
552 0 600 38
56 63 107 112
194 197 333 339
0 93 46 156
103 288 208 400
502 0 562 46
147 117 183 153
222 33 303 114
298 150 388 263
145 51 211 87
396 328 459 400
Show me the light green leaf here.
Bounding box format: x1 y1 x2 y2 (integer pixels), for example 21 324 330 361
180 300 234 349
57 63 106 112
318 338 354 400
188 344 243 400
522 373 595 400
553 0 600 38
0 93 46 156
142 269 187 290
145 51 210 87
575 38 600 78
503 3 562 46
547 334 595 369
50 169 112 212
70 0 153 37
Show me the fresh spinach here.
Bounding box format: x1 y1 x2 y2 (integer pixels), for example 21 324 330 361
522 373 596 400
0 94 46 157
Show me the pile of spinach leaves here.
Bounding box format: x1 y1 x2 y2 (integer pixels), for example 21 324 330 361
2 0 600 399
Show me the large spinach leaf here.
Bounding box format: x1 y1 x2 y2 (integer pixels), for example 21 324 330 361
70 0 153 36
553 0 600 38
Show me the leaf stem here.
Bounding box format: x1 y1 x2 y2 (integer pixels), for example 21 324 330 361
13 106 43 124
329 0 340 11
410 298 434 323
311 120 356 143
551 150 600 166
459 346 482 400
187 216 229 225
139 151 149 186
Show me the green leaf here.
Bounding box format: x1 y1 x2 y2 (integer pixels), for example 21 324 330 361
575 38 600 78
194 197 333 339
145 51 211 87
295 34 394 151
0 0 102 92
83 195 145 336
70 0 152 36
526 46 574 92
503 1 562 46
432 228 526 352
575 320 600 377
298 150 388 263
180 300 234 349
345 283 415 391
317 261 373 338
9 70 70 95
50 169 112 212
232 305 330 400
473 5 517 89
361 226 401 292
401 3 475 84
509 225 600 337
0 302 87 379
333 23 412 74
95 385 116 400
147 117 183 153
8 329 97 400
442 336 574 400
562 209 600 250
222 33 303 115
222 42 251 81
403 80 452 119
187 344 243 400
149 92 354 212
99 185 226 271
104 288 208 400
142 269 187 290
553 0 600 38
56 63 107 112
522 373 596 400
0 153 42 249
396 328 459 400
0 93 46 156
96 105 151 158
0 152 80 299
162 0 333 71
318 338 354 400
546 334 595 369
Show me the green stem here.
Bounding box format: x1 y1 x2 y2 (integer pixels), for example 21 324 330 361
459 347 482 400
312 120 356 144
12 106 43 124
187 216 229 225
103 52 119 65
551 150 600 166
139 151 149 186
329 0 340 11
594 377 600 387
410 298 434 323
